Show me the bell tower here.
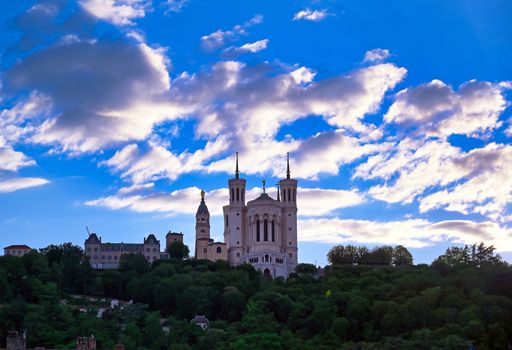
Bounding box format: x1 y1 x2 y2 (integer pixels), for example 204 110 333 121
279 153 298 271
224 152 247 265
195 189 211 259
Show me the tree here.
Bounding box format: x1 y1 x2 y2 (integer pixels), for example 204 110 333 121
119 253 150 273
392 246 413 266
296 263 317 274
327 245 361 265
433 242 504 267
167 241 190 260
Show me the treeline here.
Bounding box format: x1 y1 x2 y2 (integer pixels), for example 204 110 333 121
0 242 510 349
327 245 413 266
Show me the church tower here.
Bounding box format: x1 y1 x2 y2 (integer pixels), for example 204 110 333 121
223 152 247 265
195 189 211 259
279 153 298 271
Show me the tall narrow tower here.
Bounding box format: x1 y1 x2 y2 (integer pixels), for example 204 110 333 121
195 190 211 259
279 153 298 271
223 152 247 265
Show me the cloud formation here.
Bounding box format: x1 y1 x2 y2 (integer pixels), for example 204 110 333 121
385 79 510 138
364 48 391 63
0 178 50 193
79 0 150 25
299 217 512 251
293 9 330 22
86 186 365 217
200 14 263 52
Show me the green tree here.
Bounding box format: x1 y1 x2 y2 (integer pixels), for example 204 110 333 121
392 245 413 266
167 241 190 260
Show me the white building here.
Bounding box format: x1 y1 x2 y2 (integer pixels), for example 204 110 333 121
221 153 298 278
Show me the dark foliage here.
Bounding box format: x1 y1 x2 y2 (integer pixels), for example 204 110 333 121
0 242 510 349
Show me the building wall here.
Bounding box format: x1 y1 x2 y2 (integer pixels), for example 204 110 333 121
4 248 31 257
85 235 160 269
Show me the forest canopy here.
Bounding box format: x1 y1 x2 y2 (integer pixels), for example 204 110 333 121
0 242 510 350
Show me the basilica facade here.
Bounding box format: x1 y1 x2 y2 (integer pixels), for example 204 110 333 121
195 153 298 278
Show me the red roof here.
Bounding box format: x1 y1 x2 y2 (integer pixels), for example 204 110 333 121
4 245 32 250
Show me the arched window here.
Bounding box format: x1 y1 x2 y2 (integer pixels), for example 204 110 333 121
231 188 234 201
264 219 268 241
283 189 286 202
288 189 291 202
265 255 269 262
216 246 222 254
256 218 260 241
236 188 239 201
293 189 296 202
242 189 245 202
271 219 275 242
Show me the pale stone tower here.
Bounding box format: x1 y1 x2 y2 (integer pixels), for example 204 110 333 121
278 153 298 272
223 152 247 265
195 190 211 259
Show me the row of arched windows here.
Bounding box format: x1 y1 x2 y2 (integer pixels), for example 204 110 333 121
247 255 285 264
256 218 276 242
282 188 296 202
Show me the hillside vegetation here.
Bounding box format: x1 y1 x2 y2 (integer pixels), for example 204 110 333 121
0 242 510 349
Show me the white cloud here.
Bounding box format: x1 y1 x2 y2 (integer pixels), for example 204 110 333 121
293 9 330 22
200 14 263 52
0 147 36 172
0 178 50 193
355 138 465 203
419 143 512 220
162 0 188 14
299 217 512 252
384 79 510 138
224 39 269 54
103 137 229 184
364 48 391 63
79 0 149 25
86 186 365 217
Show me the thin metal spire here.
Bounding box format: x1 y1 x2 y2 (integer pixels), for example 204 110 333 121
286 152 290 179
235 152 239 179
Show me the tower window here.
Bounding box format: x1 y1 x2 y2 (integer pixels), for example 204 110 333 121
288 189 291 202
293 189 296 202
264 219 268 241
242 190 245 202
231 188 234 202
256 219 260 241
226 215 228 226
283 190 286 202
236 188 239 201
216 246 222 254
271 220 275 242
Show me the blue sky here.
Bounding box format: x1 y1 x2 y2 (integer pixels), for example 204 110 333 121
1 0 511 265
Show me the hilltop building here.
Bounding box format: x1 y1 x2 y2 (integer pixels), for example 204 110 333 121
195 153 298 278
165 231 184 249
194 190 228 261
84 233 160 269
4 245 32 257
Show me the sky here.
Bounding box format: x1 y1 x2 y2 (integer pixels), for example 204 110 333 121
0 0 511 265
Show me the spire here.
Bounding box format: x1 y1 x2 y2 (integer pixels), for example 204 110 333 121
235 152 240 179
196 189 209 216
286 152 291 179
262 179 266 193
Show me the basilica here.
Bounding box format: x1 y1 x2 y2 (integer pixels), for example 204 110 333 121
195 153 298 278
